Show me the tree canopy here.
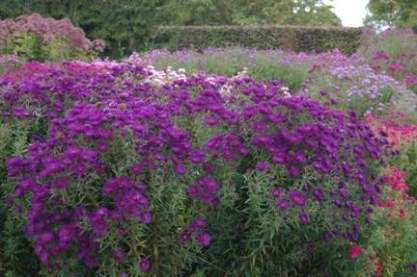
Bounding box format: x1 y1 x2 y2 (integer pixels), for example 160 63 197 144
365 0 417 28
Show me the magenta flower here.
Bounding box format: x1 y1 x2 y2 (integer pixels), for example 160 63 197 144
138 257 152 273
299 212 310 225
196 232 212 247
276 199 290 210
289 191 306 207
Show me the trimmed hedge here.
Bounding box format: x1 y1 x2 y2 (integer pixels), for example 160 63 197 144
153 25 363 55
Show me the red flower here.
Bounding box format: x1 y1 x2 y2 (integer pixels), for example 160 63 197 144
399 208 407 220
392 181 407 191
349 244 362 260
386 199 395 209
375 261 383 276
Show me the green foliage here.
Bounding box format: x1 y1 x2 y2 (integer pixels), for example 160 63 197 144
358 188 417 276
3 33 43 62
163 0 341 26
391 142 417 197
0 122 40 277
365 0 417 28
154 25 362 55
2 33 95 63
0 0 342 57
149 48 310 90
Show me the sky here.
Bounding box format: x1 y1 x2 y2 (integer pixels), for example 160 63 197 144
325 0 369 27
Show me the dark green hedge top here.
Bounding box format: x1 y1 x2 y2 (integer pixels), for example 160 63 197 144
154 25 364 55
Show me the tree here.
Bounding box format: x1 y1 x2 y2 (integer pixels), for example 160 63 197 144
164 0 341 26
365 0 417 28
260 0 341 26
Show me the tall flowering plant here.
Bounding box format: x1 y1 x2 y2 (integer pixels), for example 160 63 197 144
0 14 104 62
1 58 391 276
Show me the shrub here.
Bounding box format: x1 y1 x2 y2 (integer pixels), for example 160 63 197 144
153 25 363 55
299 48 417 118
0 14 104 62
0 58 393 276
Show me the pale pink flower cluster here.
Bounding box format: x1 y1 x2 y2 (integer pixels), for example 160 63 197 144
0 13 104 52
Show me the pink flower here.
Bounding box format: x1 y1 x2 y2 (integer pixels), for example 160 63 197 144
399 208 407 220
389 63 404 72
349 244 362 260
375 261 383 276
373 51 390 61
405 75 417 87
392 181 407 191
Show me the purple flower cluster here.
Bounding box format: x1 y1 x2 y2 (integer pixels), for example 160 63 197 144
187 176 221 206
180 217 212 247
272 188 310 224
103 177 152 224
2 57 390 271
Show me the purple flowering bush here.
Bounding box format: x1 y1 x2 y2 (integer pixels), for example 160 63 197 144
0 57 395 276
305 62 417 117
139 47 417 120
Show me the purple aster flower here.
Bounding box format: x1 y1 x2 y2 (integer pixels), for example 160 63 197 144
196 232 212 247
179 231 191 244
312 188 325 202
112 250 126 263
255 161 269 171
288 191 306 207
138 257 152 273
299 212 310 225
276 199 290 210
271 187 284 198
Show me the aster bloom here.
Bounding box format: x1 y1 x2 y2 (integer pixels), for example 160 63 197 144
255 161 270 171
312 188 325 202
289 191 306 207
180 217 212 248
112 250 126 263
271 187 284 198
299 212 310 225
196 232 212 247
138 257 152 273
276 199 290 210
187 176 221 206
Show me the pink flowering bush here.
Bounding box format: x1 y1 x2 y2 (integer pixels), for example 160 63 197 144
0 14 104 62
0 54 21 75
0 57 395 276
359 28 417 94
